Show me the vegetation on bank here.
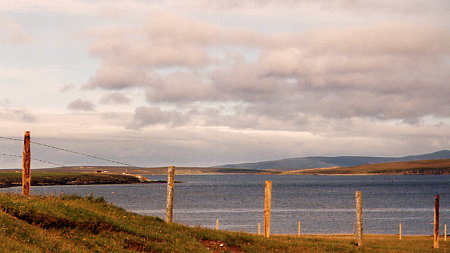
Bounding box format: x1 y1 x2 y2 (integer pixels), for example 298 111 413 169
0 171 149 188
0 193 448 252
282 159 450 175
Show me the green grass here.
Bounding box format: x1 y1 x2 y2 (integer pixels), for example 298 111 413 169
0 171 143 188
0 193 448 252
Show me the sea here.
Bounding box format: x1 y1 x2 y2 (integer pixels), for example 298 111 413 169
1 174 449 235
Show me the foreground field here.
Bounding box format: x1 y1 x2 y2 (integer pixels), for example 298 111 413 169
0 193 447 252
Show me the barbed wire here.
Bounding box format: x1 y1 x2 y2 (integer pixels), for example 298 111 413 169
0 136 163 205
0 135 142 169
0 136 22 142
0 153 65 167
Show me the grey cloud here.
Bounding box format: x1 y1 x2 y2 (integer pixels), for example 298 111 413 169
127 106 188 129
84 15 450 130
0 108 36 122
67 99 95 111
60 84 76 93
100 93 131 105
86 12 265 72
84 63 161 90
145 72 218 103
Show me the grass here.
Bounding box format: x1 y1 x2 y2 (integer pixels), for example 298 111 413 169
0 193 448 252
0 171 145 188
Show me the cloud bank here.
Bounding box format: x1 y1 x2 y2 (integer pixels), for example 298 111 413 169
84 12 450 130
1 0 448 167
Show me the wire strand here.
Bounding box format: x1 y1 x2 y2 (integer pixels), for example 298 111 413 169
1 153 65 167
1 136 143 169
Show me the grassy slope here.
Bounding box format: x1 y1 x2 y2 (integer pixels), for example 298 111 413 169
0 171 145 188
282 159 450 175
0 193 448 253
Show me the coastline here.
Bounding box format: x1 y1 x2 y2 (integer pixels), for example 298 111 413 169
0 171 164 189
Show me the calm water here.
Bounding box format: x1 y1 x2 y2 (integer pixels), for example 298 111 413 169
2 174 449 235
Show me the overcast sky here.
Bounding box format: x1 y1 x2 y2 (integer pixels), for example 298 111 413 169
1 0 449 168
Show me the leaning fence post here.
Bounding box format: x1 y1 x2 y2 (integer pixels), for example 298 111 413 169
22 131 31 196
166 166 175 223
355 191 363 247
264 181 272 238
434 194 440 249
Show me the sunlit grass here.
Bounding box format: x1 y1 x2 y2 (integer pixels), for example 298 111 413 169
0 193 448 252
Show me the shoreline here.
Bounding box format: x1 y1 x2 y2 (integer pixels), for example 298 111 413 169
0 171 166 189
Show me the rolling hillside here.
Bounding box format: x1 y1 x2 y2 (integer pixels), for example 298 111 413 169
281 159 450 175
217 150 450 171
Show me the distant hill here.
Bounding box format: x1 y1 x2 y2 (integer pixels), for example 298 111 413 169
216 150 450 171
33 166 266 175
281 159 450 175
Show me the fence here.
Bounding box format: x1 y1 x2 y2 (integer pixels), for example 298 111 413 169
1 132 449 248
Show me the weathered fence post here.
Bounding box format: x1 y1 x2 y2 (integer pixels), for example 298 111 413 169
215 219 219 230
297 220 301 236
434 194 440 249
444 224 447 241
22 131 31 196
264 181 272 238
399 223 402 240
166 166 175 223
355 191 363 247
257 223 261 235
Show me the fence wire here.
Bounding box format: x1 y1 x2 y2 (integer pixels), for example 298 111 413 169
0 135 142 169
1 135 156 200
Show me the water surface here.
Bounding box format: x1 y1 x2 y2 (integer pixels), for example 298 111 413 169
2 174 448 235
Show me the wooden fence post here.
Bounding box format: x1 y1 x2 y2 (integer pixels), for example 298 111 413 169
399 223 402 240
166 166 175 223
22 131 31 196
444 224 447 242
257 223 261 235
297 220 301 236
264 181 272 238
434 194 439 249
355 191 363 247
215 219 219 230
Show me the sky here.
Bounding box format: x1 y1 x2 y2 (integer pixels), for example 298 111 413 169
0 0 449 169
